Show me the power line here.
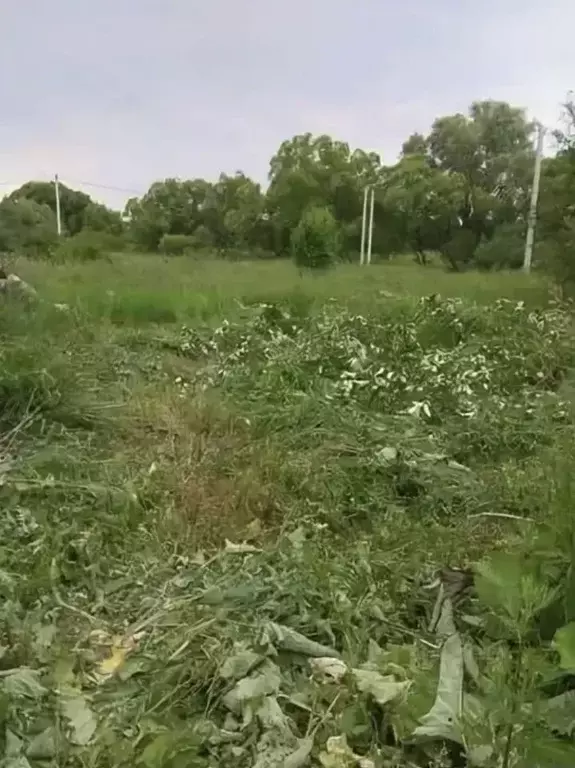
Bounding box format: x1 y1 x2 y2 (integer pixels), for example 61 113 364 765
0 178 143 195
62 178 143 195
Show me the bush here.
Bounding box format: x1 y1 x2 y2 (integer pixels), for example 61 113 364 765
474 222 526 270
159 234 197 256
52 230 110 263
0 198 58 257
538 222 575 298
291 206 341 270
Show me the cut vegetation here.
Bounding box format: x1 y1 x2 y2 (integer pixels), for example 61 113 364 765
2 257 575 767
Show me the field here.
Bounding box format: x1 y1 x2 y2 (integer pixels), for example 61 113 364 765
2 255 575 767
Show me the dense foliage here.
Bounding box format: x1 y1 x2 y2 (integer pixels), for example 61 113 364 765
1 96 575 282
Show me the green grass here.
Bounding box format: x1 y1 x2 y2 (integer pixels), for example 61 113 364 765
13 254 553 326
1 254 574 767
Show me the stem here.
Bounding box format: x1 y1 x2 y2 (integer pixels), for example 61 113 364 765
501 644 523 768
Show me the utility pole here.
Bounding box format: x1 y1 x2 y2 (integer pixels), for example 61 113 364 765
54 174 62 236
366 187 375 265
523 122 545 273
360 187 368 265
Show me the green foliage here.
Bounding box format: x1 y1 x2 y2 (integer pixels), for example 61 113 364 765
160 233 197 255
52 230 109 262
474 222 526 270
9 180 92 235
291 206 341 269
0 197 58 256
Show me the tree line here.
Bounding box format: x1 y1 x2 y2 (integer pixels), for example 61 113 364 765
1 97 575 281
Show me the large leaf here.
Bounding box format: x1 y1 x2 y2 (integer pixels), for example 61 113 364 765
553 622 575 670
223 661 282 713
266 622 340 658
352 668 410 706
2 668 47 700
59 687 98 746
253 730 312 768
475 552 557 632
412 632 464 744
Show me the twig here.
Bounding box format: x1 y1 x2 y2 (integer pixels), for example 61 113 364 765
468 512 535 523
50 557 100 626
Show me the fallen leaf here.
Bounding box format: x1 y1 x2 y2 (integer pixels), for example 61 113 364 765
267 622 340 658
412 631 464 745
310 657 348 683
223 661 282 713
224 539 261 554
352 668 410 706
3 667 47 700
59 687 98 746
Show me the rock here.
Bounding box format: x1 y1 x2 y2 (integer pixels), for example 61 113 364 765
0 273 37 301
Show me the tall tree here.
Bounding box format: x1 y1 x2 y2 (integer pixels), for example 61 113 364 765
203 172 266 249
9 181 92 236
266 133 381 254
125 178 212 250
381 155 467 266
0 197 58 255
417 100 535 263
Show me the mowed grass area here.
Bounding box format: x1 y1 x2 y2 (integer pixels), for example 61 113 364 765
2 255 575 767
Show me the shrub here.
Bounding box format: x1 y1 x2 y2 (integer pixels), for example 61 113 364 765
0 198 58 257
159 234 197 256
474 222 526 271
291 206 341 270
52 230 109 263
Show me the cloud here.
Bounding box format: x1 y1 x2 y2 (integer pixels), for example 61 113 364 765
1 0 573 208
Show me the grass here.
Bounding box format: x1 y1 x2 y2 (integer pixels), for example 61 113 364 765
1 253 575 767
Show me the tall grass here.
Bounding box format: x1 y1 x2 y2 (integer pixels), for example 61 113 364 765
13 254 553 327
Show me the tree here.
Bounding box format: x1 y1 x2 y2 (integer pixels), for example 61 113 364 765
9 180 92 236
8 180 123 239
291 205 341 270
125 178 212 250
381 155 467 266
537 98 575 292
82 201 124 235
424 101 535 260
401 133 428 157
0 197 58 255
203 172 266 250
267 133 381 255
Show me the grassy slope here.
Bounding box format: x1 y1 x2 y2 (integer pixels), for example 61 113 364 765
1 255 574 767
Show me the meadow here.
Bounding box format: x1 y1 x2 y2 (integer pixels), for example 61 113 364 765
2 254 575 768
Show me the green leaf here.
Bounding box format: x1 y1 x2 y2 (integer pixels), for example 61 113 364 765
412 633 463 744
475 552 556 632
59 687 98 746
253 731 312 768
220 645 262 681
3 667 47 700
267 622 340 658
5 757 32 768
553 622 575 670
524 736 575 766
26 727 56 759
352 668 410 706
222 661 282 713
541 690 575 737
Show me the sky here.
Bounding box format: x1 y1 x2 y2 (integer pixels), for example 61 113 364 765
0 0 573 210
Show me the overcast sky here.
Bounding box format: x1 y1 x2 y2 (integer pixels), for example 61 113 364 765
0 1 573 210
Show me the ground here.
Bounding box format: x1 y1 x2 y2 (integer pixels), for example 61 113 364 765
1 255 575 767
